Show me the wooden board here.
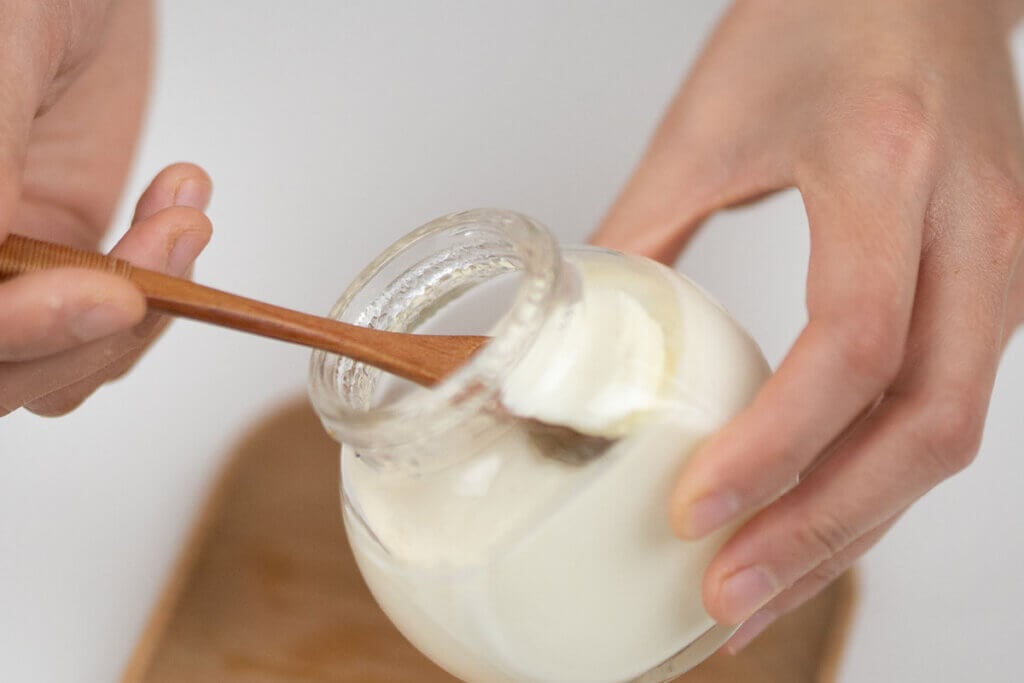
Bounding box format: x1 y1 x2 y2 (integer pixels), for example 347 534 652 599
123 398 856 683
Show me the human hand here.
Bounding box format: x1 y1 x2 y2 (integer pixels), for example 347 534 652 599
0 162 213 416
591 0 1024 650
0 1 213 416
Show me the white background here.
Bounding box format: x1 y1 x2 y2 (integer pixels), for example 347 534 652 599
3 2 1023 681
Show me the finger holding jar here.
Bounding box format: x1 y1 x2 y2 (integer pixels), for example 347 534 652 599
707 214 1019 645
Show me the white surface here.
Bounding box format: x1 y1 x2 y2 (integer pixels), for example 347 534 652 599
0 2 1021 682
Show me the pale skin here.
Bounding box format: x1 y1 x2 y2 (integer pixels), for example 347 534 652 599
0 0 212 416
4 0 1024 657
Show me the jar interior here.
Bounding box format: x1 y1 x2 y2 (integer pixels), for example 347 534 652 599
370 271 523 406
309 210 562 465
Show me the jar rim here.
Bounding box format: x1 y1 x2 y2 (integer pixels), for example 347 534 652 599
308 209 562 452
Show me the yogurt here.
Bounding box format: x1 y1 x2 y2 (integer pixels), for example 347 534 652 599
341 249 770 682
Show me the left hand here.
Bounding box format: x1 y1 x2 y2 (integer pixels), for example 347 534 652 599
0 1 214 416
591 0 1024 651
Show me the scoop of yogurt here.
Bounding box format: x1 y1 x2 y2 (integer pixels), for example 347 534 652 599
501 264 668 438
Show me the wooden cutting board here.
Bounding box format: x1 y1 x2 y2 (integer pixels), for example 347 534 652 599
122 398 856 683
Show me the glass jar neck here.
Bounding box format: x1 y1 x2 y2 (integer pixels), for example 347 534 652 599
308 209 568 474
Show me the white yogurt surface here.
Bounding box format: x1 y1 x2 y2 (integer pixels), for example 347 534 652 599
501 270 667 438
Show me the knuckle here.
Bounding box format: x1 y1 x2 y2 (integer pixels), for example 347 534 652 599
805 557 849 591
914 390 985 476
983 184 1024 271
795 508 856 561
829 310 905 384
843 85 938 175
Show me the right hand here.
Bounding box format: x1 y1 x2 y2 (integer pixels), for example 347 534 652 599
592 0 1024 652
0 1 213 416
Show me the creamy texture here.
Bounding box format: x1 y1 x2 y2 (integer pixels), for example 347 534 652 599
343 251 771 683
501 268 667 438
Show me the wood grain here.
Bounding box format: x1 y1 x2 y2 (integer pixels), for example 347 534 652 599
124 398 857 683
0 234 488 386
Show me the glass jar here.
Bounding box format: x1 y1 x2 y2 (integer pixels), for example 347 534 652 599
309 209 770 683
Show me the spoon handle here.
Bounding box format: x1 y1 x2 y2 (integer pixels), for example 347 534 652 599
0 233 487 386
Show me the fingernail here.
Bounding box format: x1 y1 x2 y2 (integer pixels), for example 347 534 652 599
174 178 211 210
680 491 741 538
168 231 209 275
718 566 779 624
69 302 136 342
723 609 776 655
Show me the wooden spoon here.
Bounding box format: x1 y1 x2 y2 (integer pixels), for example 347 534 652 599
0 234 609 462
0 234 489 386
